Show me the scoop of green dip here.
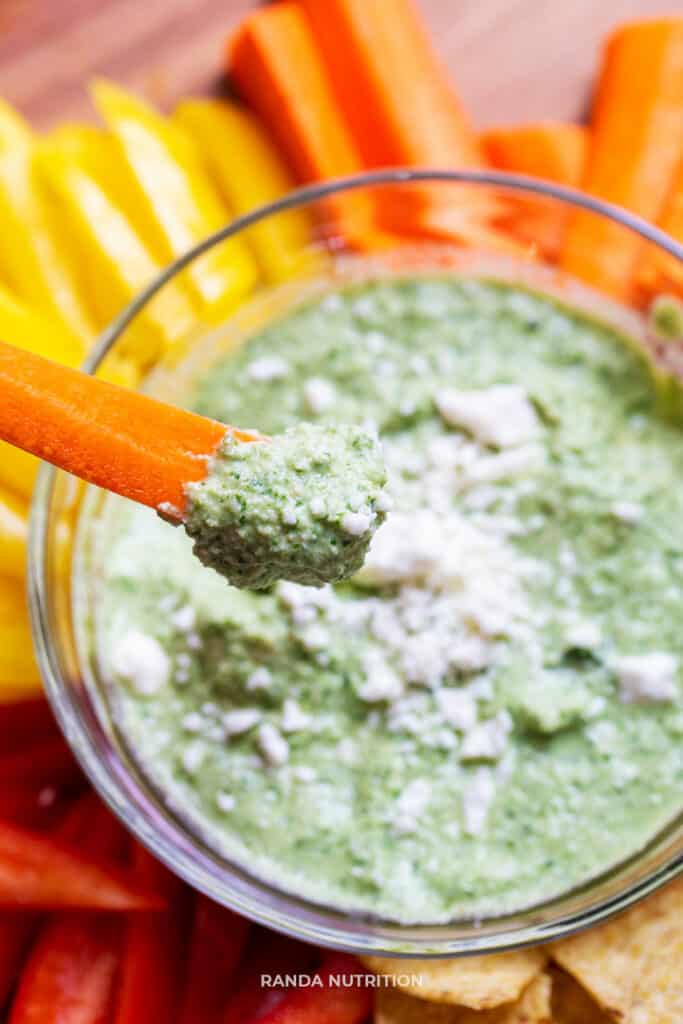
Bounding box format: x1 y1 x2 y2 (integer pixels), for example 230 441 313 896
183 422 388 589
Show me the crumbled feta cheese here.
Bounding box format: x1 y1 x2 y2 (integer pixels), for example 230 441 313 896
435 688 477 732
281 699 312 733
393 779 432 834
612 501 644 525
181 741 205 775
247 356 289 381
461 711 512 761
614 653 678 704
341 511 372 536
336 738 356 764
111 631 170 695
462 767 496 836
300 625 329 652
170 605 196 632
309 497 326 517
293 765 317 783
281 506 298 526
435 385 539 449
216 791 236 813
246 667 273 692
222 708 262 736
181 711 204 734
357 650 403 702
303 377 336 414
586 719 618 751
258 724 289 767
566 622 602 650
461 445 544 487
375 490 394 513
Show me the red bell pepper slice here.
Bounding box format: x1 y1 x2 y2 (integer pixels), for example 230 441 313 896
178 895 249 1024
0 913 41 1009
112 847 189 1024
0 739 83 789
0 821 163 910
8 913 122 1024
56 793 130 864
222 931 319 1024
0 783 72 831
246 953 373 1024
0 699 59 754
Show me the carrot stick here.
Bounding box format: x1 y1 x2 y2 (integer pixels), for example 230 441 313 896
227 3 391 251
482 123 588 257
0 340 246 514
297 0 501 244
639 154 683 299
562 18 683 298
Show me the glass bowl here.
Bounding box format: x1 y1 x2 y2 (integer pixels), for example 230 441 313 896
29 171 683 955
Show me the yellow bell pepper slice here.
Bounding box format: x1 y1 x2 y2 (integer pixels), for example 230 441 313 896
0 486 27 580
174 99 312 282
0 100 94 342
0 443 38 502
0 577 42 698
91 81 258 313
0 281 85 367
37 129 196 366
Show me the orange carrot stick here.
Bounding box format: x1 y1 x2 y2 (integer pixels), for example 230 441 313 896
297 0 499 243
562 18 683 298
639 154 683 299
482 123 588 257
227 3 388 250
482 124 587 189
0 340 258 514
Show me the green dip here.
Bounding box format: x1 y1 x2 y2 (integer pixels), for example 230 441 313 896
98 277 683 924
183 423 387 589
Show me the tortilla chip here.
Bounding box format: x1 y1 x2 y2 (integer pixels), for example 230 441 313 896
362 948 546 1010
549 966 612 1024
626 891 683 1024
374 971 553 1023
551 878 683 1021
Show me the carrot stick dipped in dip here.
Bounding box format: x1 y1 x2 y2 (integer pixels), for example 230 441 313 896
0 340 387 589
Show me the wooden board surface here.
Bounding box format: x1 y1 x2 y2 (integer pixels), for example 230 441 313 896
1 0 682 130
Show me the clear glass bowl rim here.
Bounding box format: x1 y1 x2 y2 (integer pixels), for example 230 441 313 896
28 169 683 956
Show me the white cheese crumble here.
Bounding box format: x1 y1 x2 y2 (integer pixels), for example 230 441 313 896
181 741 205 775
341 511 373 536
246 356 289 381
111 630 170 695
461 445 544 488
246 667 273 692
300 625 329 652
293 765 317 783
393 779 432 834
216 791 236 813
258 723 289 767
309 497 326 517
222 708 262 736
566 622 602 650
612 501 644 525
435 688 477 732
462 767 496 836
357 650 403 702
281 506 298 526
281 699 313 733
303 377 336 414
435 385 539 449
461 711 512 761
170 605 196 632
614 653 678 704
181 711 204 734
